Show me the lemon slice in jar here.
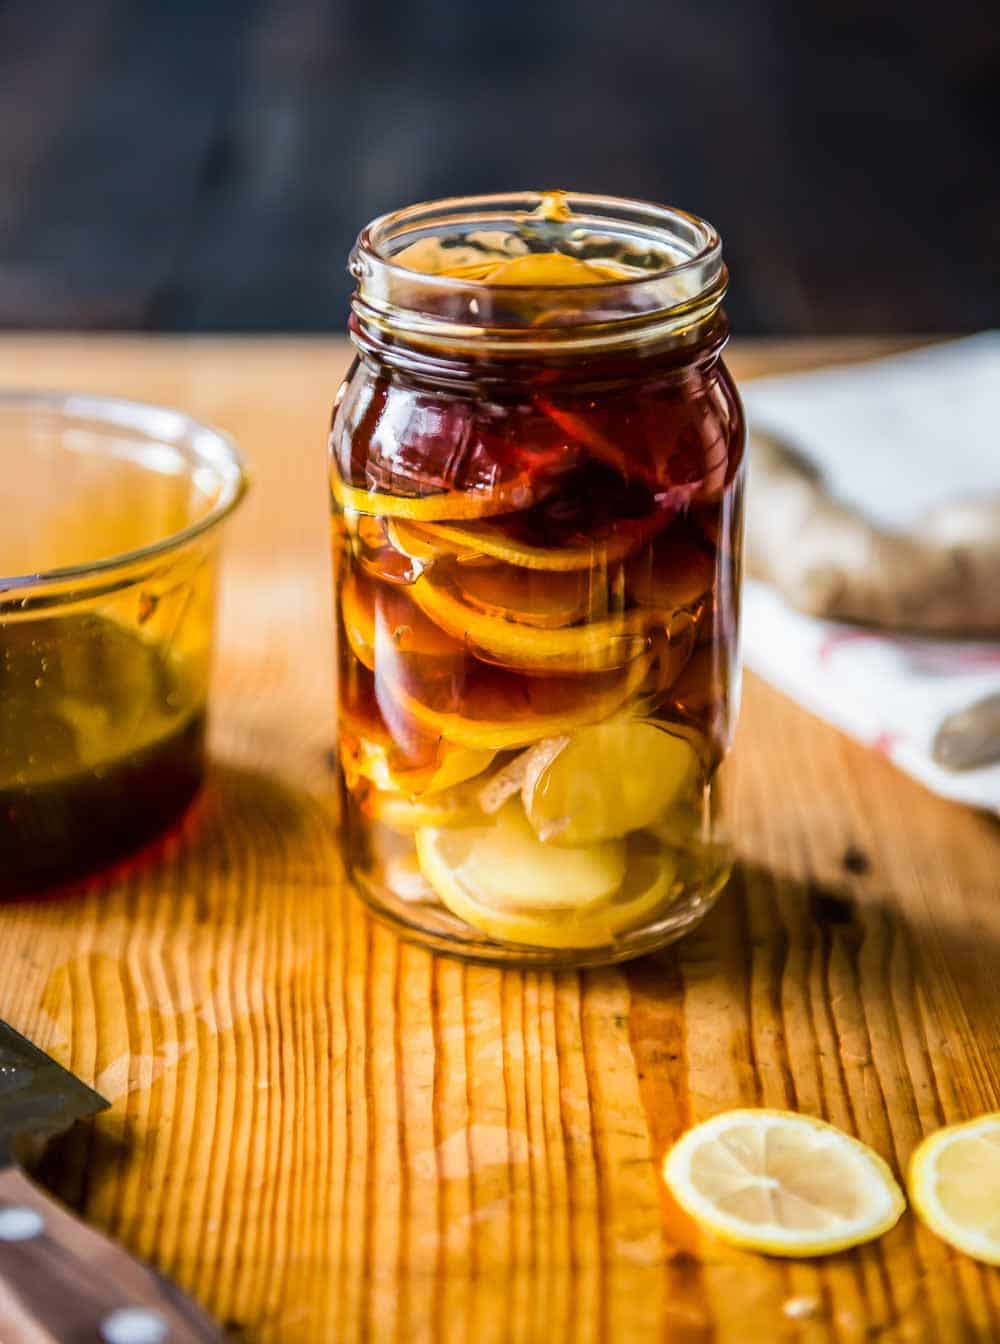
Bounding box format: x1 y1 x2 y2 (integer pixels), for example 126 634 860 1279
386 519 482 566
415 803 676 948
364 783 483 833
392 650 654 751
341 568 467 682
512 715 701 846
340 572 376 668
341 729 494 799
410 569 673 674
331 467 537 522
908 1113 1000 1264
422 799 626 909
484 252 633 286
663 1110 906 1257
626 531 715 612
390 514 664 572
394 240 630 287
447 563 606 629
340 687 495 797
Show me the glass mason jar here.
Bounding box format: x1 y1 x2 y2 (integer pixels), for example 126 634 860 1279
330 191 744 966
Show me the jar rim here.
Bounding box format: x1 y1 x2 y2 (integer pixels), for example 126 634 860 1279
355 190 721 289
349 191 728 355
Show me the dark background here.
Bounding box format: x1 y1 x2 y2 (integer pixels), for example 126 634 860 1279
2 0 997 335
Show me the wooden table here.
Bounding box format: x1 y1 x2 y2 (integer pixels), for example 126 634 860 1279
1 336 998 1343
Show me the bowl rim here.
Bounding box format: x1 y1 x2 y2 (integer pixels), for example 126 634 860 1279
0 389 248 591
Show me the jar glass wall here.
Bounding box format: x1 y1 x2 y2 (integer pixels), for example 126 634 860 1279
330 192 744 966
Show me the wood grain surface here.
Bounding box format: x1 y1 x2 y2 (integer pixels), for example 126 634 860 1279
1 335 998 1343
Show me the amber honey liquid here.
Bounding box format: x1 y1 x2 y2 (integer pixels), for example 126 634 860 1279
1 613 206 894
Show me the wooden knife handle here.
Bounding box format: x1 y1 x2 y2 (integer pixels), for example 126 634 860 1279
0 1164 226 1342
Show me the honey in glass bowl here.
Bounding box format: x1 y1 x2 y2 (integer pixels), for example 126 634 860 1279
330 191 744 966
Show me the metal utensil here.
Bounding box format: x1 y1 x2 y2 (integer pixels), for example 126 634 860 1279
0 1019 226 1342
932 691 1000 771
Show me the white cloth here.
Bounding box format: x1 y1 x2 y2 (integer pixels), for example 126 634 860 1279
741 333 1000 811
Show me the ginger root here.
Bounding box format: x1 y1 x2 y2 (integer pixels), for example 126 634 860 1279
747 431 1000 634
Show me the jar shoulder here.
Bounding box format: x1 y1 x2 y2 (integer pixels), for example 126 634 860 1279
331 347 745 497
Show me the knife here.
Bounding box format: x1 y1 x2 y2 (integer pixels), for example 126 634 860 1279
0 1018 226 1342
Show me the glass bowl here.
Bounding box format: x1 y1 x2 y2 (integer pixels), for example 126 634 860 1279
0 391 247 896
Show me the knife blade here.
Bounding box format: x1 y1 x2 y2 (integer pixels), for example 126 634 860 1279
0 1016 226 1342
0 1018 109 1164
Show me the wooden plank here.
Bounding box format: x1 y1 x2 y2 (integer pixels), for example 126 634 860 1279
1 336 998 1343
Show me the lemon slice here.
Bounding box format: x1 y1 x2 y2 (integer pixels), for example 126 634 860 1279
341 733 493 798
663 1110 905 1257
627 532 715 611
392 650 653 751
340 573 376 669
393 234 522 276
391 515 662 572
340 691 495 797
393 237 631 286
908 1114 1000 1264
448 563 606 629
483 252 631 286
386 519 481 565
332 468 535 522
521 715 700 845
364 784 482 833
410 570 673 674
373 580 466 662
645 627 699 696
353 515 423 586
420 799 626 911
382 853 439 904
341 568 466 677
416 807 676 948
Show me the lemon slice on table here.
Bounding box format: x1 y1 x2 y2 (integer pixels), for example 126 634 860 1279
519 715 700 846
663 1110 906 1257
390 514 664 572
410 570 676 674
332 468 535 522
415 803 676 948
908 1113 1000 1264
392 650 653 752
